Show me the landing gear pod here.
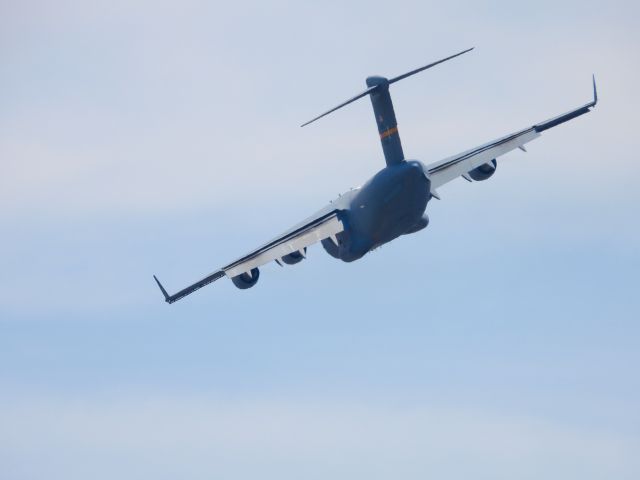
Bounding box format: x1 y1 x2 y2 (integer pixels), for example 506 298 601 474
404 214 429 235
231 268 260 289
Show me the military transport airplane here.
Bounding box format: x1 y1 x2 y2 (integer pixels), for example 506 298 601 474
154 48 597 304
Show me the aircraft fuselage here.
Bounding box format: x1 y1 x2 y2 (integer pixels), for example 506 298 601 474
323 160 432 262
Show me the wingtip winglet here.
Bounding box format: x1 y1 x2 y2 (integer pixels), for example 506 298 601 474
592 74 598 106
153 275 171 303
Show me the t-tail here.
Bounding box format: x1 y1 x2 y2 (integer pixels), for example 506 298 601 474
301 47 474 166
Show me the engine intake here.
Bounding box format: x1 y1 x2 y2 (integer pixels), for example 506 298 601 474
322 235 342 259
468 159 497 181
231 268 260 289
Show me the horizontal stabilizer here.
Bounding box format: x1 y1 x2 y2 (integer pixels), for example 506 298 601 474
388 47 474 85
301 47 474 127
301 86 377 127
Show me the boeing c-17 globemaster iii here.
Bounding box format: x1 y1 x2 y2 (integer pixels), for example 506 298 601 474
154 48 597 304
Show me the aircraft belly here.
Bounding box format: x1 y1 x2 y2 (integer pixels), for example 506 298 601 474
373 177 429 245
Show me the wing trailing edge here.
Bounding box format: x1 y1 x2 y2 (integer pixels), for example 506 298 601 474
153 210 345 304
426 76 598 190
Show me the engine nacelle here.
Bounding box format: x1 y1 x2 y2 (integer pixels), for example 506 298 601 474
231 268 260 289
468 159 497 181
321 235 341 259
282 247 307 265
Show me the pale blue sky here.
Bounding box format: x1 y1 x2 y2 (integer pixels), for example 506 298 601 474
1 1 639 479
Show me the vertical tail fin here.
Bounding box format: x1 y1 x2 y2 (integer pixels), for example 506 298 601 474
300 48 474 165
366 76 404 165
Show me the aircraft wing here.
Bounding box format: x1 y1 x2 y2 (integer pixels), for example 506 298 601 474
426 76 598 193
154 202 348 304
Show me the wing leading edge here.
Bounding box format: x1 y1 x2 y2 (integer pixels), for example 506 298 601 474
426 76 598 192
154 209 345 304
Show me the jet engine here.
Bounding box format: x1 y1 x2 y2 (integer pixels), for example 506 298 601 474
468 159 497 181
231 268 260 289
281 247 307 265
321 236 341 259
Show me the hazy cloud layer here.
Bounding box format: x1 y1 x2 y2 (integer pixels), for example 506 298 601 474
1 1 639 479
2 396 639 480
